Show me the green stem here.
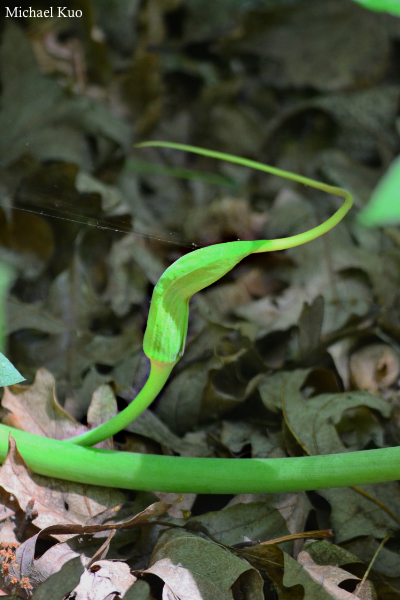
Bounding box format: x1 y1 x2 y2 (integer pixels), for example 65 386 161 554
69 361 174 447
136 141 353 252
1 423 400 493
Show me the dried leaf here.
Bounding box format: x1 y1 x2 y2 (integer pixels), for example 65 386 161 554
283 549 361 599
122 579 152 600
0 437 126 535
144 528 264 600
187 500 290 547
350 343 400 393
103 235 165 316
297 296 324 361
125 408 211 457
258 369 391 455
219 420 282 458
0 23 129 170
229 0 399 91
0 493 177 595
0 209 54 277
86 385 118 436
30 556 84 600
344 535 400 578
318 483 400 543
2 369 81 439
305 540 364 569
71 561 136 600
30 497 180 538
154 356 222 435
5 537 80 598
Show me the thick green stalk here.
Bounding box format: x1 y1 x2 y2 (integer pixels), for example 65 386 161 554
69 361 175 446
1 423 400 493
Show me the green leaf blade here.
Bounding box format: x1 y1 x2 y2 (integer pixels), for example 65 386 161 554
357 155 400 227
0 352 25 387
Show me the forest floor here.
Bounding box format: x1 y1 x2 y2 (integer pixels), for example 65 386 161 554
1 1 400 598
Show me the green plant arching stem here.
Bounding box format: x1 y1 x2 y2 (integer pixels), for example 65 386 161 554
67 142 353 448
69 361 175 447
138 142 352 253
1 424 400 493
0 142 374 496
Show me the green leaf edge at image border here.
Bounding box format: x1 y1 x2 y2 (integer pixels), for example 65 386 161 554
357 155 400 227
351 0 400 16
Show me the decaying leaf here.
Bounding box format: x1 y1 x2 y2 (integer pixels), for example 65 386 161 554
187 499 290 547
0 436 127 536
344 535 400 578
318 483 400 543
1 368 83 439
0 22 129 170
86 384 118 450
1 536 81 598
68 560 136 600
143 528 264 600
30 557 84 600
225 0 399 92
0 494 177 596
258 369 391 455
125 407 212 457
350 343 400 393
283 549 362 599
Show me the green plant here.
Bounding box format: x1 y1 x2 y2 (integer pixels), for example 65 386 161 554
349 1 400 227
69 142 353 447
2 142 400 494
351 0 400 16
0 264 24 387
357 154 400 227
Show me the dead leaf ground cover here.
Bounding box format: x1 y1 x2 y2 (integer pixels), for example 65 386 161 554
0 0 400 598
